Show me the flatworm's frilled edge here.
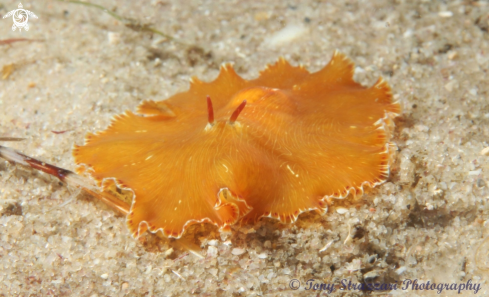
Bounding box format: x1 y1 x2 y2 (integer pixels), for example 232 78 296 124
73 52 401 239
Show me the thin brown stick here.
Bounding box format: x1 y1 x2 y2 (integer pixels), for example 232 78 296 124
0 38 44 46
0 137 25 141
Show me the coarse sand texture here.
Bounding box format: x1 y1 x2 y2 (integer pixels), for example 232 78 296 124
0 1 488 296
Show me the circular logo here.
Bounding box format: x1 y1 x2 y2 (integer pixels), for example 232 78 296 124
13 9 28 28
289 279 300 290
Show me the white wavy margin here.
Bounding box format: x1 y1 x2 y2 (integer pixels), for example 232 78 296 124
74 54 402 240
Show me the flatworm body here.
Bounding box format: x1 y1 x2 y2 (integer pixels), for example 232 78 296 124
73 51 400 238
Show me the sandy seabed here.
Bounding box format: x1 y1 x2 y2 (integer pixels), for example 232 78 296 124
1 0 489 296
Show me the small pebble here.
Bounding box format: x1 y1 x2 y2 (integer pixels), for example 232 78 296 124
107 32 121 45
438 11 453 18
231 248 246 255
257 252 268 259
265 24 308 47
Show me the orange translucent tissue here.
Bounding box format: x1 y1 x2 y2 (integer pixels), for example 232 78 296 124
73 52 401 238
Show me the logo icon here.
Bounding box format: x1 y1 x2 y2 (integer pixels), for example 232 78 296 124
3 3 38 31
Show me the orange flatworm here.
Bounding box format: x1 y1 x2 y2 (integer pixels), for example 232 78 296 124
73 51 400 238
